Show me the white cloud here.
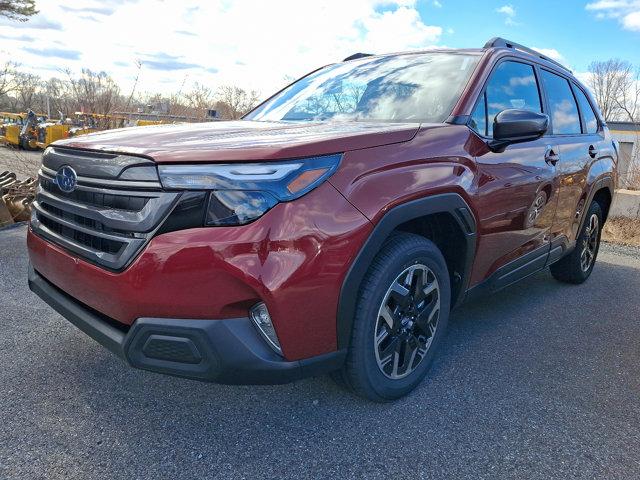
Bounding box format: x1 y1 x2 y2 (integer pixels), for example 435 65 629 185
433 0 443 7
0 0 444 97
532 47 565 62
573 71 593 88
496 4 516 17
586 0 640 30
623 9 640 28
495 4 519 25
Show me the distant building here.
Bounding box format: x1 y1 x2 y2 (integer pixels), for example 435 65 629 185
609 121 639 189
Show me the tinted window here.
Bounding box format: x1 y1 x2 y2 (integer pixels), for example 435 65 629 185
485 61 541 137
246 53 480 123
470 92 487 136
573 85 599 134
541 70 581 135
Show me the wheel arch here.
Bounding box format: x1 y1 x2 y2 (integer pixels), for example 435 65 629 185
580 176 615 233
336 193 477 350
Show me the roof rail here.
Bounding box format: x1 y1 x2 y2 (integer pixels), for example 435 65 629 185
343 53 373 62
483 37 571 73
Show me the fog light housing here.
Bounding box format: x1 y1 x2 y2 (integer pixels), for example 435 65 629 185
249 302 282 355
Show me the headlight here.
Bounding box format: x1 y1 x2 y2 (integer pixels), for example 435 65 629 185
158 153 341 226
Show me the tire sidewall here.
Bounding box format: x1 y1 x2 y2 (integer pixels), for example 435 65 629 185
352 239 451 400
579 201 603 279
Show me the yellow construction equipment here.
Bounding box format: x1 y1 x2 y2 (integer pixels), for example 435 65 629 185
0 112 26 146
67 112 99 137
34 123 71 149
14 110 48 150
136 119 166 126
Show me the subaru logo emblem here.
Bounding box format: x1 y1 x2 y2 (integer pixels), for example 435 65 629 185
55 165 77 193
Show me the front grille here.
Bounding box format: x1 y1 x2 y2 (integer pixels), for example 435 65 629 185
31 147 180 271
40 177 150 211
38 202 134 237
38 214 124 254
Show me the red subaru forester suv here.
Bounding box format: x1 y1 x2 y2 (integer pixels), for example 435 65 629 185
28 38 617 401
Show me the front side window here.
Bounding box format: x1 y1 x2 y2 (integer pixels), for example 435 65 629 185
246 53 480 124
573 85 599 134
540 70 581 135
484 61 542 137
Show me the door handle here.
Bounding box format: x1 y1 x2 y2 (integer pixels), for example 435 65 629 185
544 146 560 166
588 145 598 158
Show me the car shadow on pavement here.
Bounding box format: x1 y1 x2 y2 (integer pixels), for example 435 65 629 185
53 256 639 411
7 255 640 478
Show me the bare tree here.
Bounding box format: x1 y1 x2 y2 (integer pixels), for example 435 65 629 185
215 85 260 119
0 0 38 21
42 77 75 118
184 82 215 119
614 67 640 123
65 69 122 119
2 62 265 123
13 72 41 111
124 60 143 112
588 59 638 122
0 61 17 98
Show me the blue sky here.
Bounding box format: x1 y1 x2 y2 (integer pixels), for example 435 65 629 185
0 0 638 96
411 0 638 72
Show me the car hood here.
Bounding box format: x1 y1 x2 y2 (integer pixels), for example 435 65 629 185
53 120 420 163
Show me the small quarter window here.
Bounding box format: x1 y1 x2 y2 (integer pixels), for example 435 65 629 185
573 85 599 134
470 92 487 136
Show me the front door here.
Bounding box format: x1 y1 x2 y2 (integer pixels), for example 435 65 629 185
468 59 559 286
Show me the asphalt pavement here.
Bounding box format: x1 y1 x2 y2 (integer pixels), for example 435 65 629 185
1 223 639 479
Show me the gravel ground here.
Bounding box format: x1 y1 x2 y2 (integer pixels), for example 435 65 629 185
1 224 640 479
0 146 42 178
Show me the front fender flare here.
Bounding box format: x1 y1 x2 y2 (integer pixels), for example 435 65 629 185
335 193 477 350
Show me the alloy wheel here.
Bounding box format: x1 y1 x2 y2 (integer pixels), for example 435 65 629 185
580 213 599 272
374 264 440 379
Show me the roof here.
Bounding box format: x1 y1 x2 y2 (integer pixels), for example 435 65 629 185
341 37 571 76
483 37 571 73
341 48 484 62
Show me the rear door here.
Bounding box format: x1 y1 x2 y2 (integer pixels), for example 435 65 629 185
468 59 559 287
539 69 603 247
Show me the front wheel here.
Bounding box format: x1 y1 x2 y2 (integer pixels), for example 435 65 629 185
335 233 451 402
550 200 603 284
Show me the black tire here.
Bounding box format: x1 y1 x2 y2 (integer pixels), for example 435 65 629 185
20 137 33 151
335 232 451 402
550 200 603 284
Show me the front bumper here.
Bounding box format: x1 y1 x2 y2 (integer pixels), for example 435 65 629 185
27 181 372 360
28 266 346 384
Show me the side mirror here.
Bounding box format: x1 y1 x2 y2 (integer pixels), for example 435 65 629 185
488 109 549 152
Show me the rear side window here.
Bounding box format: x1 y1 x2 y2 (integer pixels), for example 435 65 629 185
573 85 599 134
472 61 542 137
540 70 581 135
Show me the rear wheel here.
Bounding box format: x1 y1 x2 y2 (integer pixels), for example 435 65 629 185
550 200 603 284
335 233 451 402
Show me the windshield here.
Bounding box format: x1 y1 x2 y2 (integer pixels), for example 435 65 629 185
246 52 480 124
